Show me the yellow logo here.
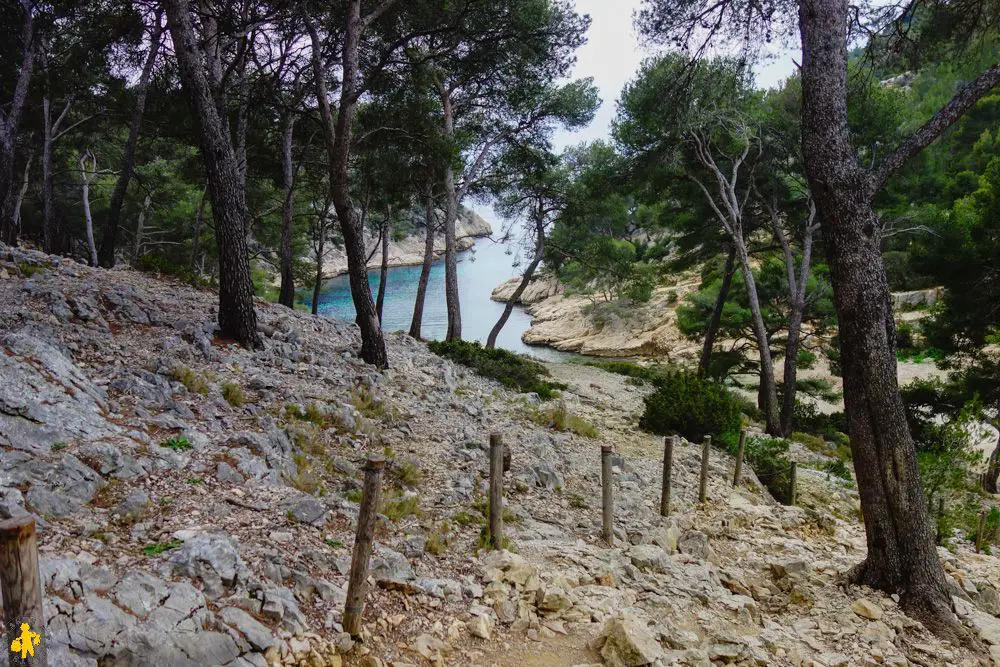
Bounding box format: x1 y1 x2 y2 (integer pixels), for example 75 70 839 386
10 622 41 659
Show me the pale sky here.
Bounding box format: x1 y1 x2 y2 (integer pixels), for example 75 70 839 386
552 0 799 151
478 0 799 226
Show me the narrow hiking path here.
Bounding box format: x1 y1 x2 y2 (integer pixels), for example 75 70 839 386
0 244 995 666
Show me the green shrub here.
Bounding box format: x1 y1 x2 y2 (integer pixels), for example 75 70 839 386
821 459 852 480
170 366 209 395
528 401 599 438
741 435 796 505
143 539 183 556
428 339 566 399
161 435 193 452
381 491 420 521
639 369 742 442
222 382 245 407
791 431 827 454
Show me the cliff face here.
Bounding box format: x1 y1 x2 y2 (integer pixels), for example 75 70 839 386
323 208 492 276
492 271 705 359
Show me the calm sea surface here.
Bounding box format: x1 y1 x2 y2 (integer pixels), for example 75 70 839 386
304 236 570 362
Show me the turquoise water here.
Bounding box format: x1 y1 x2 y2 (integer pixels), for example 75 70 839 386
304 237 570 362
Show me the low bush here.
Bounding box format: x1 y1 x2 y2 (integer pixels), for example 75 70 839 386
170 366 209 395
527 401 599 438
639 369 742 442
222 382 245 407
741 435 796 505
428 339 566 399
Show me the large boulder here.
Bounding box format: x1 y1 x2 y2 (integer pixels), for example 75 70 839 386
0 333 117 452
164 534 249 599
598 613 666 667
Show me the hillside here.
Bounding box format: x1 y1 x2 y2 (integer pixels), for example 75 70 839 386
0 243 997 666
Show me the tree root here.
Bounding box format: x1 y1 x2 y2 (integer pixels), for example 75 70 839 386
847 558 988 656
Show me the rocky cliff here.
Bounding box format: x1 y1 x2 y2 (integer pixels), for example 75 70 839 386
323 208 492 277
492 272 705 359
0 244 995 666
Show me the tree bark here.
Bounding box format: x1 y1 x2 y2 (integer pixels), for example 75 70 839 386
441 91 462 341
98 13 163 267
80 149 98 267
278 116 296 308
409 194 436 339
0 2 35 246
189 184 207 272
11 151 32 233
134 192 152 258
799 0 959 638
164 0 262 349
376 206 391 324
770 199 818 436
311 228 325 317
982 438 1000 495
733 239 781 435
699 245 736 377
307 5 388 368
487 216 544 349
42 97 72 254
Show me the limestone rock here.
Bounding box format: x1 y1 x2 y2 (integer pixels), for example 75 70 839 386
164 534 248 599
598 613 666 667
850 598 883 621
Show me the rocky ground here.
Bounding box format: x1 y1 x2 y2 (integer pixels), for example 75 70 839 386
1 243 1000 666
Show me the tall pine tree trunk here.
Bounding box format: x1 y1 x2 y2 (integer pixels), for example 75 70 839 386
734 240 781 434
487 216 544 349
278 116 296 308
799 0 957 636
307 5 388 368
80 149 98 267
376 207 390 324
0 3 34 246
99 13 163 267
410 194 436 339
441 92 462 341
41 97 57 253
699 245 736 377
164 0 261 348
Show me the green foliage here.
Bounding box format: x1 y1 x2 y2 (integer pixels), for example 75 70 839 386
160 435 192 452
381 491 421 522
527 401 599 438
428 339 566 399
639 369 742 442
821 459 853 481
221 382 245 407
391 460 424 488
741 435 796 505
143 539 183 557
170 366 209 395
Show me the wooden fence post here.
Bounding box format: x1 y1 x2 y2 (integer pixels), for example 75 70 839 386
789 462 798 506
660 436 675 517
0 517 47 667
698 435 711 504
488 432 504 549
343 456 385 637
732 429 747 487
601 445 614 546
977 509 987 554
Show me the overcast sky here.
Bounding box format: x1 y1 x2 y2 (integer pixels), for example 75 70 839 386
551 0 799 150
477 1 799 225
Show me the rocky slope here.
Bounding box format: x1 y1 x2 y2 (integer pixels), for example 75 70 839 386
0 243 998 666
322 209 492 277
